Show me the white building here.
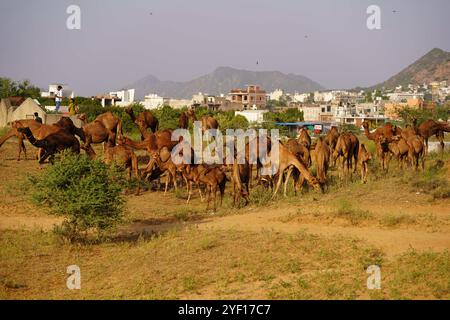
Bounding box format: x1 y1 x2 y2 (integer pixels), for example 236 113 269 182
143 94 168 110
269 89 284 101
40 84 72 98
109 89 135 106
235 110 268 124
293 92 310 103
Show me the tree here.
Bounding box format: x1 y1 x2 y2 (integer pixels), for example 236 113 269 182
0 77 40 99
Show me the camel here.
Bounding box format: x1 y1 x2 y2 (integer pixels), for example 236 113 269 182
0 117 83 161
125 107 159 139
362 121 393 170
324 126 340 165
333 133 359 176
178 109 197 129
270 143 321 198
196 165 227 212
384 136 409 169
183 109 219 133
179 164 208 203
358 144 372 184
387 135 425 170
286 138 311 167
104 144 140 195
406 135 425 170
362 120 399 142
298 127 311 150
17 127 80 164
141 147 179 194
314 137 330 185
230 158 251 207
417 119 450 154
77 112 122 158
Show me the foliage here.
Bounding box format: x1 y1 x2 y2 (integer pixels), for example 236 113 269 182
0 77 41 99
29 152 126 240
396 105 450 125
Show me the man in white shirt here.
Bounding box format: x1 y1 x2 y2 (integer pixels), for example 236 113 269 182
55 85 63 112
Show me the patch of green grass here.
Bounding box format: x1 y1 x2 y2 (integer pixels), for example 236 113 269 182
385 250 450 299
334 198 372 225
250 185 273 206
380 213 417 228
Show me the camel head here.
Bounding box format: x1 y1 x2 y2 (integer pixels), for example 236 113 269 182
17 127 30 134
362 121 369 129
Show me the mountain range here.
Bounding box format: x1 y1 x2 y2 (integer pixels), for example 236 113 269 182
125 67 325 100
124 48 449 99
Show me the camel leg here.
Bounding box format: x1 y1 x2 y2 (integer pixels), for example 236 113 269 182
284 167 293 197
272 164 287 199
18 137 27 161
186 181 192 204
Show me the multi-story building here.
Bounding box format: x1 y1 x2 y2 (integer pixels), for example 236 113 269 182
228 85 267 110
109 89 135 107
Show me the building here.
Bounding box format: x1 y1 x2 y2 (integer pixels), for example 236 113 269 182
166 98 192 109
292 92 310 103
93 94 122 107
384 98 423 120
298 104 321 121
228 85 267 110
268 89 284 101
143 94 168 110
0 97 47 126
334 102 387 126
40 84 72 98
109 89 135 107
234 110 268 124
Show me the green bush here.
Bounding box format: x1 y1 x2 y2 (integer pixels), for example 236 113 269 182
29 152 127 240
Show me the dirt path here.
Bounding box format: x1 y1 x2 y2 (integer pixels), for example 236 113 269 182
196 207 450 257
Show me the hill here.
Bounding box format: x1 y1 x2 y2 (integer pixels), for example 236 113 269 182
372 48 450 89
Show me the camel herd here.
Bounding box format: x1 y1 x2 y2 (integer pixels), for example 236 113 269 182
1 108 450 211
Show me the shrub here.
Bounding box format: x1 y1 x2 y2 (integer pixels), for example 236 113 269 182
29 152 127 241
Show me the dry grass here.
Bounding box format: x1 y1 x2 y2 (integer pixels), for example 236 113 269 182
1 227 448 300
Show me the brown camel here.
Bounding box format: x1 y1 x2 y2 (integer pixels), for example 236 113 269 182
77 112 121 151
286 138 311 167
324 126 340 165
298 127 312 150
0 117 83 161
142 147 179 194
17 127 80 164
179 164 208 203
358 144 372 184
104 144 140 195
178 109 219 133
125 107 159 139
406 135 425 170
362 121 393 170
196 165 227 212
384 136 409 169
270 143 321 198
417 119 450 154
362 120 399 142
178 109 197 129
333 133 359 176
230 158 251 207
314 137 330 185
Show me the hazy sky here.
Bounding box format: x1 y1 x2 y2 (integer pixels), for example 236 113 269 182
0 0 449 96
